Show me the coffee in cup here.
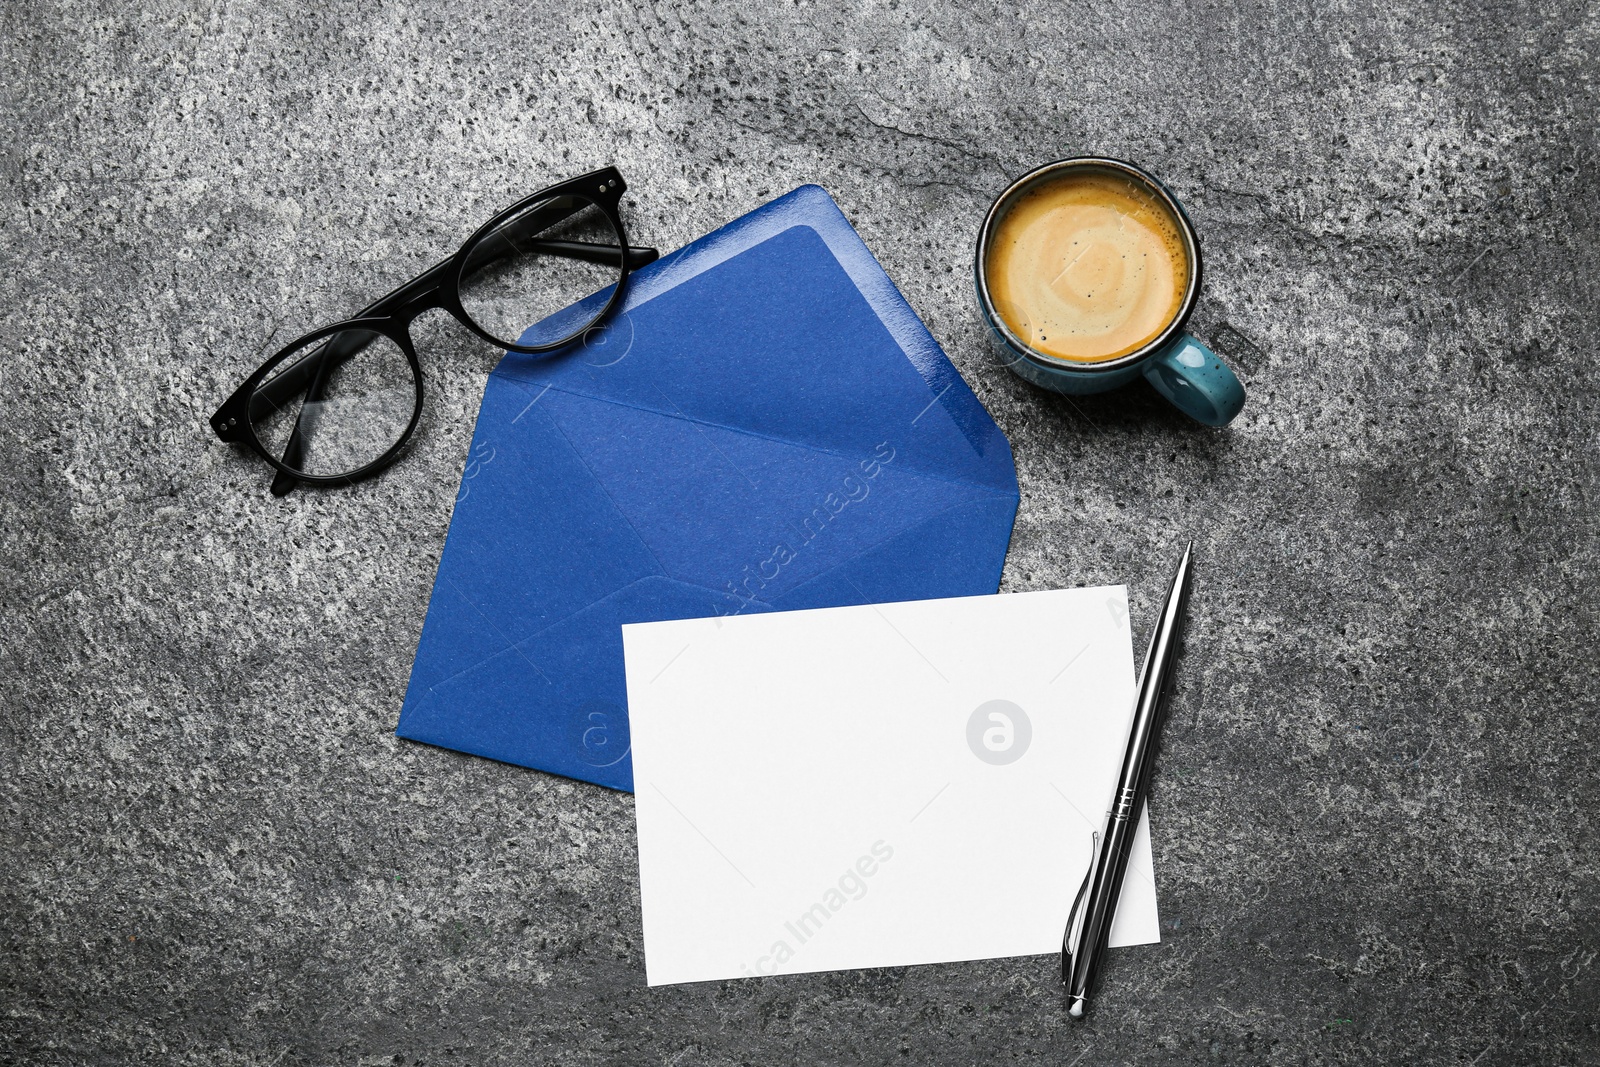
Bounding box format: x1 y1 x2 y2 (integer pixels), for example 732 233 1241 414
984 169 1191 363
974 158 1246 426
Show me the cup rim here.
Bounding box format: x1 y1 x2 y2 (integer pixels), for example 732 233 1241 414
974 156 1203 374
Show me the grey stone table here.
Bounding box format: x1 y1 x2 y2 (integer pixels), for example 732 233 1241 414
3 1 1597 1063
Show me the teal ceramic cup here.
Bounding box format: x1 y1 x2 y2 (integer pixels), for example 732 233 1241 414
974 157 1246 426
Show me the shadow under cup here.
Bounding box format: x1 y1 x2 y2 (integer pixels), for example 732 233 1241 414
974 157 1246 427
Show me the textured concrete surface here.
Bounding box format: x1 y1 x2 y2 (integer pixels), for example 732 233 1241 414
3 0 1598 1063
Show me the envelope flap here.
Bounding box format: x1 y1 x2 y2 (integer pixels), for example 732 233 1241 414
492 187 1016 495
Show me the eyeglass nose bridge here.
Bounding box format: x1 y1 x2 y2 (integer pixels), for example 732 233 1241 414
358 258 457 325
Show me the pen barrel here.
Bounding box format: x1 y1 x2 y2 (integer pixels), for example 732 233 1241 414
1063 545 1193 1011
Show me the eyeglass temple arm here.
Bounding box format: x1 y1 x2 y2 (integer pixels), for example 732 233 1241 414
269 330 342 496
527 239 659 269
458 236 659 276
463 194 658 273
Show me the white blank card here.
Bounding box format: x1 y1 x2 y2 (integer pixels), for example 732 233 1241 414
623 587 1160 986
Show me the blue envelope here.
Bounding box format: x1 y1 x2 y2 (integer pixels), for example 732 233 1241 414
397 185 1020 790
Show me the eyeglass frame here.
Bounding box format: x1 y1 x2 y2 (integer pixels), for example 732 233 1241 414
209 166 659 496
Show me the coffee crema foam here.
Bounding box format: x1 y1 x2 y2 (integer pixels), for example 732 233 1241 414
986 170 1190 363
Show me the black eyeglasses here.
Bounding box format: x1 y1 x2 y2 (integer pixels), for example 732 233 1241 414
210 166 658 496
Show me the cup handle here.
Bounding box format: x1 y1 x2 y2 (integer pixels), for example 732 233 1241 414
1141 333 1247 426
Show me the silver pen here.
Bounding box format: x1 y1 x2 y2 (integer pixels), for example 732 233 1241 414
1062 542 1194 1017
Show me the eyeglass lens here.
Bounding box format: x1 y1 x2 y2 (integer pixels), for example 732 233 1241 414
457 194 625 349
248 328 418 479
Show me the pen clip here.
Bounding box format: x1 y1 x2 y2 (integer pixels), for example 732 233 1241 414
1061 829 1100 987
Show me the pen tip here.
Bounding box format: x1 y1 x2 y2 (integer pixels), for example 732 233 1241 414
1068 999 1084 1018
